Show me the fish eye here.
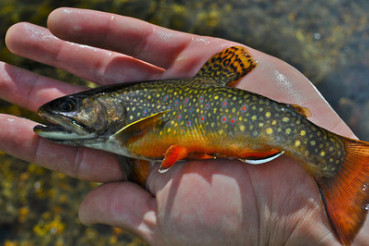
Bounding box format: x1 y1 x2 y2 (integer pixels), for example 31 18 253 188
58 97 78 112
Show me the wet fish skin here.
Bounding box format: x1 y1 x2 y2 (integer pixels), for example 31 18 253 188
34 46 369 245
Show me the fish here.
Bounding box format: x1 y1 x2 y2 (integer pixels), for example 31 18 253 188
33 46 369 245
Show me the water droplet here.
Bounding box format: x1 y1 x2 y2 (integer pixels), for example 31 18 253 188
313 32 321 40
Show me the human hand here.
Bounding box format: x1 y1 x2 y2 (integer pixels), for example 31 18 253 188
1 7 368 245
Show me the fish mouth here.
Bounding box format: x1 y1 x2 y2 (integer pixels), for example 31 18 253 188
34 110 97 141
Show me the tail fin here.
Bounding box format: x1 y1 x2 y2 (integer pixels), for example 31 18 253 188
314 138 369 245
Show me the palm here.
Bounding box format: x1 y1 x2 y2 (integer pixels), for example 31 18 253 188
0 8 366 245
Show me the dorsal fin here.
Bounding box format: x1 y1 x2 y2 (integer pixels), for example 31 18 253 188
195 46 257 86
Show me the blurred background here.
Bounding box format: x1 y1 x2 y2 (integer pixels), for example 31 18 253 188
0 0 368 245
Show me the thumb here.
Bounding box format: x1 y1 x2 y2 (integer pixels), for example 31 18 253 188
79 182 158 242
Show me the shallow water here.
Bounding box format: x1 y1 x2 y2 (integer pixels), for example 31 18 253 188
0 0 368 245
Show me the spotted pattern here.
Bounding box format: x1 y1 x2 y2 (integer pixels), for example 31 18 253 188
91 46 347 177
196 46 258 86
113 76 346 177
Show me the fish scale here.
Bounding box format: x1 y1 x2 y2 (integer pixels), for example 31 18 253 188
34 46 369 245
116 81 345 178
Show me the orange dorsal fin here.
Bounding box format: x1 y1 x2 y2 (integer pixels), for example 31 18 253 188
314 137 369 245
195 46 257 86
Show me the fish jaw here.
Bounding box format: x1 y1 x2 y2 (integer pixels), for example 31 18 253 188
34 108 97 143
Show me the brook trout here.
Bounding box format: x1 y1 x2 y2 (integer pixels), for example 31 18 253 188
34 46 369 245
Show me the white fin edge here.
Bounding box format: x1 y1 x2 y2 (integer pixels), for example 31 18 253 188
239 151 285 165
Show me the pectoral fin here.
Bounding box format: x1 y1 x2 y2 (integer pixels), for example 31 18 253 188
159 145 189 173
239 150 285 165
112 110 170 144
117 156 153 187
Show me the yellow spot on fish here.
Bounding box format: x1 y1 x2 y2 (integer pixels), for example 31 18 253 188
219 129 224 134
167 128 171 133
320 151 326 157
295 140 301 147
310 140 316 146
258 122 264 128
266 128 273 134
251 115 257 121
265 112 271 118
286 128 291 134
240 125 245 132
272 120 277 125
282 117 289 122
214 95 219 100
129 115 133 120
300 130 306 136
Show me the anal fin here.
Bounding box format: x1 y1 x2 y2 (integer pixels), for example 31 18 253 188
239 149 284 165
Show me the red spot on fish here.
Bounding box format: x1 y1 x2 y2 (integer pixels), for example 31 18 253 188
241 105 248 112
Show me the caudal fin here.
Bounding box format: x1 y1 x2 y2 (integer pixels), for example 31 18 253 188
314 138 369 245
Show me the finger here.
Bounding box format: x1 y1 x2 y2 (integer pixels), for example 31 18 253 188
0 62 85 112
48 7 192 69
47 8 235 77
79 182 158 244
5 23 164 85
45 8 353 136
0 114 124 182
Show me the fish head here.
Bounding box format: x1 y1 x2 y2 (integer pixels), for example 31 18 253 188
34 94 125 145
